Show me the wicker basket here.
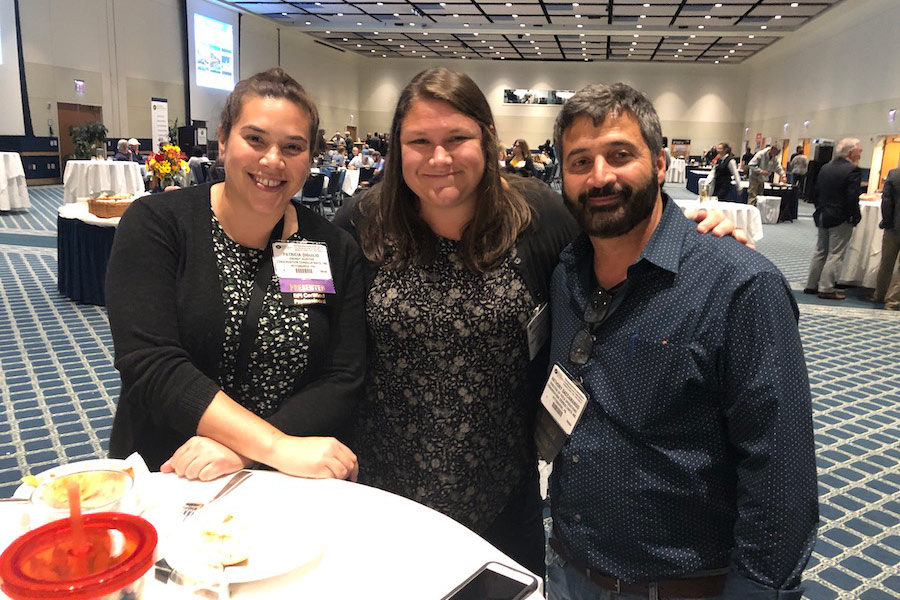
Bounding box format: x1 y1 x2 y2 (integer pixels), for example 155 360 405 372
87 197 133 219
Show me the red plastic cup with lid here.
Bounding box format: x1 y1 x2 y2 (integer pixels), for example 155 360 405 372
0 512 158 600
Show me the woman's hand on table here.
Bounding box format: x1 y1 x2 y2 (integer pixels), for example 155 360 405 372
270 436 359 482
161 436 252 481
685 208 755 250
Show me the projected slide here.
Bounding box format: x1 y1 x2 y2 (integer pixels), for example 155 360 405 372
194 13 233 91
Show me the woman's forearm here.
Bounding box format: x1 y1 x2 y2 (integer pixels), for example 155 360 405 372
196 390 286 465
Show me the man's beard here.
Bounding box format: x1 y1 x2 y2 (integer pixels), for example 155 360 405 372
564 170 659 238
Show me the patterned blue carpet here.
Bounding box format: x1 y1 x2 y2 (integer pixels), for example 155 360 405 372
0 183 897 599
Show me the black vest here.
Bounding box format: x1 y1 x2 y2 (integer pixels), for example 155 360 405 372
713 155 734 200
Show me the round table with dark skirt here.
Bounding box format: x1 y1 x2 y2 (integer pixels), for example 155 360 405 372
57 202 120 306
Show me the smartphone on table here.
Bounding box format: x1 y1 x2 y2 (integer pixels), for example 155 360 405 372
441 561 539 600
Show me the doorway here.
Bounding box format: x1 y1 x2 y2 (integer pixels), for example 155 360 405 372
345 125 358 143
57 102 104 172
879 137 900 191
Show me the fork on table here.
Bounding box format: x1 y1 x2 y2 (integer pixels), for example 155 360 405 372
182 470 252 520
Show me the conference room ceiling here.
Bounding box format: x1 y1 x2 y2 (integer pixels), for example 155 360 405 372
225 0 846 63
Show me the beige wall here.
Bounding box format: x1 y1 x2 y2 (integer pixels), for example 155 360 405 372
21 0 186 139
741 0 900 168
357 59 747 155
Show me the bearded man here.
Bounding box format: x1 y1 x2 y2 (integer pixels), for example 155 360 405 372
543 83 818 600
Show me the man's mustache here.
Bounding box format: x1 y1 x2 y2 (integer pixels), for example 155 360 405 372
576 184 632 206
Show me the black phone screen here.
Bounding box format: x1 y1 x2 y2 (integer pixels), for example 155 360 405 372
447 568 531 600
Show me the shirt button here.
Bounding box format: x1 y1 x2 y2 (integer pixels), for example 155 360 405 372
574 513 582 523
571 454 580 463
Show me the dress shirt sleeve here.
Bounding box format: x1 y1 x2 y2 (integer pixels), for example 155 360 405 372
729 159 742 187
847 167 862 224
719 269 818 597
265 236 366 438
106 198 221 437
705 167 716 191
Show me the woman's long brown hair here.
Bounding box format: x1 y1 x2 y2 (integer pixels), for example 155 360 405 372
355 68 532 273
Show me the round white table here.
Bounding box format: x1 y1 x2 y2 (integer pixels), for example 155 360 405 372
838 199 883 289
0 152 29 211
62 159 144 204
665 157 686 184
1 471 541 600
673 198 764 242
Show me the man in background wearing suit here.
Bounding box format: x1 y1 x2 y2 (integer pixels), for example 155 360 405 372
804 138 863 300
874 162 900 309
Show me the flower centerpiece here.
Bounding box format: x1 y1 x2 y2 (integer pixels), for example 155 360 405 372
147 144 190 191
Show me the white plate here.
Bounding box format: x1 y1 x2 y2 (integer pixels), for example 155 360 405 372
165 507 322 584
13 458 132 500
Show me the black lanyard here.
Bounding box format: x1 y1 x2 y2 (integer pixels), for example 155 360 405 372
233 216 285 390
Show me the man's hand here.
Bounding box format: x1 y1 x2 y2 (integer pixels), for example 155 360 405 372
685 208 755 249
161 436 252 481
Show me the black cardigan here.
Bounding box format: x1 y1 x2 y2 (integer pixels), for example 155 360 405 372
333 178 579 422
105 183 366 469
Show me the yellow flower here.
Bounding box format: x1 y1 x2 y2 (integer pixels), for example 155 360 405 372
157 161 172 175
181 160 190 174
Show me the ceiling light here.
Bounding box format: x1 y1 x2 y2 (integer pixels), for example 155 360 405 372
698 25 704 29
399 44 404 48
387 38 392 41
281 12 288 16
411 50 416 53
315 1 320 5
473 32 479 35
678 48 682 52
370 49 375 53
791 2 799 6
423 32 428 35
582 52 586 56
584 58 589 61
461 55 466 59
632 41 637 45
629 48 634 51
357 22 362 26
643 2 650 6
705 15 711 19
520 23 526 27
464 22 469 27
715 2 722 7
453 13 459 17
738 42 743 46
576 14 582 19
683 42 688 46
690 34 696 38
715 60 719 64
305 21 310 25
581 40 586 44
444 45 448 48
525 33 530 36
501 56 505 60
342 37 348 41
573 2 579 6
377 1 382 4
579 33 584 36
534 46 539 50
325 30 330 33
356 44 361 47
729 49 735 53
537 52 542 55
577 23 583 27
749 35 755 38
530 40 534 43
489 46 493 49
634 34 639 38
382 54 386 57
640 15 646 19
506 2 511 5
337 13 343 16
636 24 642 28
761 25 767 29
512 14 518 18
775 15 782 19
674 54 678 58
409 22 415 26
723 55 729 58
393 13 399 17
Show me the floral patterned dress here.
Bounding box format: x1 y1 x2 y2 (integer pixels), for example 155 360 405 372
212 214 311 417
357 238 536 532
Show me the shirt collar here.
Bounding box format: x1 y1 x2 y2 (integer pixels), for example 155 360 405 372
560 192 690 282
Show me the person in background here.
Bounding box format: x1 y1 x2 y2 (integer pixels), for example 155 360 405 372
105 67 364 481
547 82 817 600
747 144 786 206
334 67 746 577
804 138 863 300
315 128 328 156
371 151 384 179
704 144 717 166
705 142 743 202
506 138 536 177
113 139 131 161
334 145 348 167
741 146 754 170
348 146 373 169
790 149 810 198
330 131 345 147
874 160 899 309
662 135 671 171
539 138 556 163
127 138 143 163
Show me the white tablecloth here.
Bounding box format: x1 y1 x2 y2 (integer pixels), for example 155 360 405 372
838 199 883 288
57 199 124 227
1 471 541 600
665 157 686 184
0 152 29 210
674 199 764 241
62 160 144 204
341 168 360 196
755 195 781 224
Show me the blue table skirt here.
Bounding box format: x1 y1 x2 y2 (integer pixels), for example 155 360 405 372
57 216 116 306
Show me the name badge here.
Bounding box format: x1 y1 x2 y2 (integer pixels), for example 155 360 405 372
526 303 549 361
272 241 334 306
535 364 589 462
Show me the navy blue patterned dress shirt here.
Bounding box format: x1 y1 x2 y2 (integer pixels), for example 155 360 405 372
548 196 818 597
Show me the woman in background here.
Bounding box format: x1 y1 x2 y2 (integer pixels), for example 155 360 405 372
106 68 364 482
506 137 536 177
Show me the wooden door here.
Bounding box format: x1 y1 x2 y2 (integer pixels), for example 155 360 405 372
878 137 900 192
57 102 104 172
346 125 357 142
800 138 811 157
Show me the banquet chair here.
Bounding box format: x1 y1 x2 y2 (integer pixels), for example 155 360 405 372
322 169 344 216
547 162 562 192
358 167 376 188
299 173 326 214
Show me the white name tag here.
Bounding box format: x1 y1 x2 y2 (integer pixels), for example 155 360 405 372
540 364 589 436
272 241 335 294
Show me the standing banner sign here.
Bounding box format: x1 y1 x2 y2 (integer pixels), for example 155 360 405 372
151 98 169 152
